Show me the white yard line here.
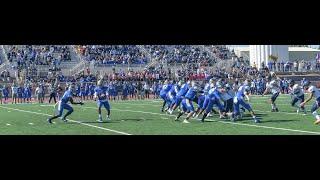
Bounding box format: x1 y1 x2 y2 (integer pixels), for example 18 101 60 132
0 106 132 135
254 110 307 116
82 106 320 135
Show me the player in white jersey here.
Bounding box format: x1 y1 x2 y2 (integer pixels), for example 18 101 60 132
11 82 18 104
221 83 234 114
35 84 44 104
288 80 306 114
300 81 320 124
263 79 281 112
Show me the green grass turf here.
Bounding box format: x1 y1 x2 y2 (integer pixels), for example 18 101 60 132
0 94 319 135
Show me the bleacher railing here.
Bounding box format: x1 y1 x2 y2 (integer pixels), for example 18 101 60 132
68 45 88 76
0 45 10 72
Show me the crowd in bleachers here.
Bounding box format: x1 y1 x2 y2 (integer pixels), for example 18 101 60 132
143 45 213 65
1 45 320 86
6 45 71 70
76 45 148 66
205 45 232 60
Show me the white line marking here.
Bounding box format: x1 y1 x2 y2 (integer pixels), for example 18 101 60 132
7 111 11 112
113 102 159 107
40 105 55 107
0 106 131 135
254 110 307 116
6 123 11 126
161 117 169 120
28 123 34 125
82 106 320 135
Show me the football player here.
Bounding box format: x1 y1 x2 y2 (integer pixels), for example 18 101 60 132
197 84 226 122
233 79 259 123
159 80 172 112
94 80 111 122
300 81 320 124
167 80 182 114
169 80 190 113
11 82 18 104
175 81 199 123
288 80 306 114
263 78 281 112
0 84 3 104
47 85 84 124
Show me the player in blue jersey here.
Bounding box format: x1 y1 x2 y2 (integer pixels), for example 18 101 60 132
23 84 31 103
194 78 215 117
79 85 86 101
233 79 259 123
47 85 84 124
94 80 111 122
88 83 95 100
166 80 182 114
175 81 199 123
168 80 190 113
196 84 226 122
84 83 90 100
17 85 23 103
76 84 81 97
160 80 172 112
3 85 9 104
122 81 129 100
0 84 3 104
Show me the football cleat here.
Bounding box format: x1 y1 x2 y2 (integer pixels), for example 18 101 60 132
97 118 103 123
314 119 320 125
230 113 236 122
182 119 190 124
62 117 68 123
192 113 197 118
47 118 52 124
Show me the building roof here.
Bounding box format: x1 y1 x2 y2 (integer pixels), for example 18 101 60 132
232 46 320 52
288 47 320 52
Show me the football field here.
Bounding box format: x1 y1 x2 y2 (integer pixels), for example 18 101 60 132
0 95 320 135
